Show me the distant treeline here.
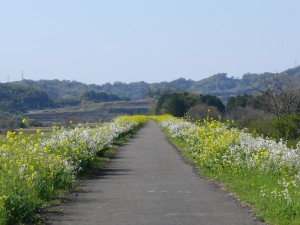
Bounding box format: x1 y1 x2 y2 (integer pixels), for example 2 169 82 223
0 83 50 113
0 83 127 113
9 66 300 101
156 92 225 117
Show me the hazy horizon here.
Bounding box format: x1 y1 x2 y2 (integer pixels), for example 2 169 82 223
1 1 299 85
3 64 300 86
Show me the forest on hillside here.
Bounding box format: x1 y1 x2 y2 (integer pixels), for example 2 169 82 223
8 66 300 101
0 83 128 114
0 84 128 131
1 65 298 114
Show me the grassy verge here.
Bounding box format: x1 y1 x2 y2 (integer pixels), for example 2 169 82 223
157 115 300 225
0 127 53 142
167 133 285 224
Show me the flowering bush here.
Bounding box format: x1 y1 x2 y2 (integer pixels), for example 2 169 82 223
158 115 300 224
0 115 146 224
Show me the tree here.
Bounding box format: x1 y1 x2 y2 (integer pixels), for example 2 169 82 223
201 95 225 113
156 92 225 117
22 88 50 109
256 74 300 117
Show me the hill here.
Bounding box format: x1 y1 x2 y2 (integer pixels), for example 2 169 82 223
6 65 300 102
0 83 51 112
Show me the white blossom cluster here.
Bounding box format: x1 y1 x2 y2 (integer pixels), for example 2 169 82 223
41 117 139 172
160 117 300 174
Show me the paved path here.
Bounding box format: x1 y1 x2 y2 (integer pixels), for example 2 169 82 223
50 121 263 225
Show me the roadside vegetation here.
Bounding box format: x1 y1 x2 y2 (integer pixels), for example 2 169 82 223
152 73 300 224
0 115 146 225
1 68 300 224
155 114 300 225
1 108 300 224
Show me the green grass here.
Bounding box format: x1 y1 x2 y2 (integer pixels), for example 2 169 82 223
165 131 300 225
16 127 53 133
0 127 54 142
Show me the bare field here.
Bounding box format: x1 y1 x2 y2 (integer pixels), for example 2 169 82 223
26 99 156 125
1 100 151 141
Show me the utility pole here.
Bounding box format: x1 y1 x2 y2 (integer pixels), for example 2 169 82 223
7 74 9 83
21 70 24 80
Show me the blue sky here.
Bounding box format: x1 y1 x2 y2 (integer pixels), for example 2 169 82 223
0 0 299 84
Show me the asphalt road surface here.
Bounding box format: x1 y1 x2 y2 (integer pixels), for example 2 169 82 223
50 121 263 225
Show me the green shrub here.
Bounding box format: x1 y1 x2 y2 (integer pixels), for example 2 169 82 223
272 114 300 141
247 119 279 138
